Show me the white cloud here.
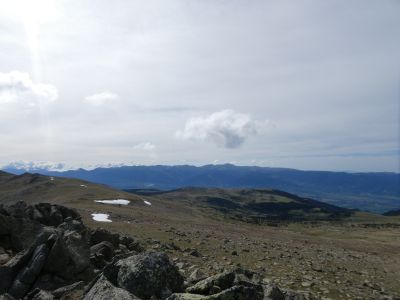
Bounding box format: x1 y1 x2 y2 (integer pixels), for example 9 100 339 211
132 142 156 151
176 110 263 149
0 71 58 107
84 91 119 106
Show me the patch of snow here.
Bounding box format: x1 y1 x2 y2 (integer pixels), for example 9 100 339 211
80 184 87 188
144 200 152 206
91 213 112 222
95 199 130 205
50 177 54 181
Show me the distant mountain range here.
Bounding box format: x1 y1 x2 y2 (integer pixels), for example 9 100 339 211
2 164 399 213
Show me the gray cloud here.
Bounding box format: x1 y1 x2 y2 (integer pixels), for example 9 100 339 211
176 110 263 149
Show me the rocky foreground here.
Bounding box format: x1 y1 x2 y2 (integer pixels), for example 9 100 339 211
0 202 318 300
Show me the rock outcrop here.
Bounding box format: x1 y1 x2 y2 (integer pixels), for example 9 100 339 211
0 202 92 299
169 268 264 300
83 275 141 300
0 202 142 299
0 202 318 300
85 251 184 300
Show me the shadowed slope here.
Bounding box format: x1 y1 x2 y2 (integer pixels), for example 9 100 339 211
128 187 353 222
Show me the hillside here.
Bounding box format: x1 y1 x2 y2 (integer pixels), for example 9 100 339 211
5 164 399 213
135 187 353 222
383 208 400 216
0 171 352 223
0 171 141 206
1 171 400 299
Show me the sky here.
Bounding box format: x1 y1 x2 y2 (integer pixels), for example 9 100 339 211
0 0 399 172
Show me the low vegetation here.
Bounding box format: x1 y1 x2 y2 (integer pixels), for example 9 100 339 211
0 171 399 299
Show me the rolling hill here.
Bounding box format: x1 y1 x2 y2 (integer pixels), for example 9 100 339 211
0 171 141 206
0 171 352 223
383 208 400 216
132 187 353 222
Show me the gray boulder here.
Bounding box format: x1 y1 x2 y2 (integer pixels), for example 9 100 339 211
170 268 264 300
167 294 206 300
0 202 80 253
212 285 264 299
0 208 44 252
263 285 285 300
186 268 261 296
188 269 207 284
83 275 141 300
91 241 114 261
25 288 54 300
0 253 11 265
8 242 52 299
0 232 56 296
90 228 120 248
29 203 80 227
30 273 70 292
0 294 15 300
52 281 85 299
120 236 144 253
4 202 79 228
41 229 92 282
90 241 115 269
0 202 94 298
87 251 184 300
0 247 35 294
115 251 184 299
169 285 264 300
63 230 92 278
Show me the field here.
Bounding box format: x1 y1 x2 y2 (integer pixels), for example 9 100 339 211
75 200 400 300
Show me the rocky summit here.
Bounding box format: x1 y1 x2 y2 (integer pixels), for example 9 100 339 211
0 202 315 300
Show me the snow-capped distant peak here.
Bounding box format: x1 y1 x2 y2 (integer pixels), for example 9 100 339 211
1 161 67 172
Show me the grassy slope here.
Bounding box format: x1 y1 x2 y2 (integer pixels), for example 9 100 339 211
142 187 353 222
1 171 400 299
